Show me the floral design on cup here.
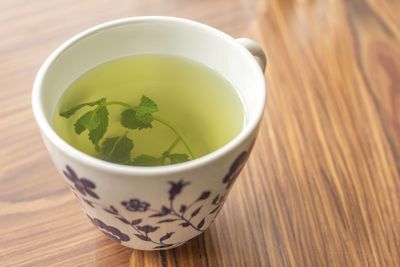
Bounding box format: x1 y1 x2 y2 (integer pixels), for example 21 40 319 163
88 217 130 243
143 179 211 232
101 204 180 249
63 165 99 199
63 148 252 249
168 180 190 201
222 152 249 189
121 199 150 212
222 140 256 189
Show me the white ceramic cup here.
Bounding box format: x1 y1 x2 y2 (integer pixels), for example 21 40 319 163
32 16 266 250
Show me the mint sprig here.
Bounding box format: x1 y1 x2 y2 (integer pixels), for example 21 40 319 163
59 95 194 166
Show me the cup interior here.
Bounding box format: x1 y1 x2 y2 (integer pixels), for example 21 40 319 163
39 17 264 124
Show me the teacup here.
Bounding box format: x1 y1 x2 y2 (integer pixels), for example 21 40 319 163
32 16 266 250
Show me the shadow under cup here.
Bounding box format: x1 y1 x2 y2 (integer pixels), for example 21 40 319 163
32 17 266 250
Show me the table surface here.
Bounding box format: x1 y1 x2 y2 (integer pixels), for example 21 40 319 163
1 0 399 266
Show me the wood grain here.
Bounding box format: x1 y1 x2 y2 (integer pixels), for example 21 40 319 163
1 0 399 266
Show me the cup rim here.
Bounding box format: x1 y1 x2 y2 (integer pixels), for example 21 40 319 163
32 16 266 176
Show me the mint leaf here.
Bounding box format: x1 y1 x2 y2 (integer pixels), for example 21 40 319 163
59 98 105 118
138 95 158 113
89 106 108 145
74 108 102 135
74 120 86 134
135 95 158 125
121 109 152 130
133 154 163 166
168 153 189 164
76 110 100 130
101 135 133 163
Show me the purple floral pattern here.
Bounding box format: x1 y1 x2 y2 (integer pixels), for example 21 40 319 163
88 217 130 243
222 152 249 189
63 165 99 199
63 144 252 249
168 180 190 201
100 204 180 249
121 199 150 212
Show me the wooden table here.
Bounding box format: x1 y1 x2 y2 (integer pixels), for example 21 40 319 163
1 0 399 266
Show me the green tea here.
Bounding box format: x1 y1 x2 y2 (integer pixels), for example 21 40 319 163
53 54 244 166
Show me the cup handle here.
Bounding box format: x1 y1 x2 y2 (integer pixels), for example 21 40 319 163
236 38 267 72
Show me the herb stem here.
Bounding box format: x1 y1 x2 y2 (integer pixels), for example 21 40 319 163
152 115 195 159
106 101 195 159
166 138 180 153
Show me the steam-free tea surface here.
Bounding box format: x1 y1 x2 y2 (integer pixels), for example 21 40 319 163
53 54 244 164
